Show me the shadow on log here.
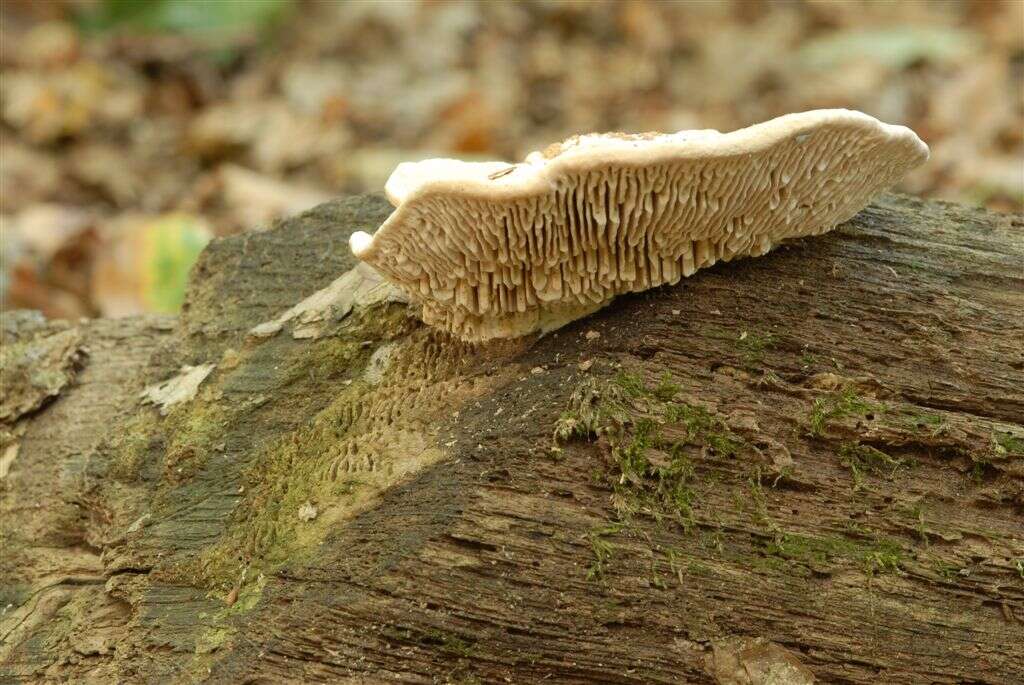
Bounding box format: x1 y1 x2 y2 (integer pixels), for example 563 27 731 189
2 194 1022 683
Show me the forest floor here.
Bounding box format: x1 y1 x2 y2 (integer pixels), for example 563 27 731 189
2 0 1022 320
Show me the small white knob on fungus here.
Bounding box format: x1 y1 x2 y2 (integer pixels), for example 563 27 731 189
350 109 929 342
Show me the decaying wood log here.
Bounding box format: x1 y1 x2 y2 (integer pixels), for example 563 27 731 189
1 194 1022 684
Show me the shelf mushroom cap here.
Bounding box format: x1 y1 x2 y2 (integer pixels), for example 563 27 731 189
350 109 929 342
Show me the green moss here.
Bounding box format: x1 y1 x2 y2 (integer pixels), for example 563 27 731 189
161 399 232 481
746 553 788 574
764 531 904 575
928 556 961 581
686 561 713 577
613 370 647 399
746 475 775 530
226 573 266 614
605 421 704 528
900 412 945 430
652 372 681 402
180 322 457 592
106 412 162 482
419 629 474 657
107 383 241 485
553 378 744 532
905 503 929 544
237 411 364 563
838 442 905 490
706 433 743 459
994 431 1024 456
698 529 725 555
736 330 776 366
648 553 669 590
665 402 715 437
863 547 904 575
552 410 593 443
282 338 364 385
195 626 232 655
808 387 884 436
176 399 370 588
585 523 624 580
663 547 683 583
665 402 744 458
969 458 991 482
616 418 657 480
551 377 626 447
380 625 476 658
660 452 697 529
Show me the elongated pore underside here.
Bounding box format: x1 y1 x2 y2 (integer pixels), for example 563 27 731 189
350 109 929 341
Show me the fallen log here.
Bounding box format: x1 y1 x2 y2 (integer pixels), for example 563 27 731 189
2 194 1022 683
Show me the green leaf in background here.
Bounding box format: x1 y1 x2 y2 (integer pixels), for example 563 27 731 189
799 27 980 71
79 0 293 37
142 215 211 314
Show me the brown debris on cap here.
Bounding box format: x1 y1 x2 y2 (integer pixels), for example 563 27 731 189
350 109 928 342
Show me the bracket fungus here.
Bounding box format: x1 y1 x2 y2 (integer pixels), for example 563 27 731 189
350 109 928 342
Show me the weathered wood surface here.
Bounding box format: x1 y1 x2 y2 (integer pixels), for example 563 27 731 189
1 194 1022 684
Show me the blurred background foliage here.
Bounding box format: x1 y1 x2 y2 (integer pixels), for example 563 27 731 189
1 0 1021 319
77 0 294 36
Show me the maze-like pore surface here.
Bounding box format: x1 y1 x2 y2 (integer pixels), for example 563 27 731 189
355 111 928 341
